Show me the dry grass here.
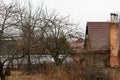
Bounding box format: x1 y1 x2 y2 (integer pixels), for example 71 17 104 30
7 67 68 80
7 63 82 80
7 70 45 80
7 63 114 80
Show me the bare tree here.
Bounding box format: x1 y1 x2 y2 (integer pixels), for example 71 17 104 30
37 11 81 66
0 1 21 80
0 0 20 54
0 0 82 75
14 1 46 72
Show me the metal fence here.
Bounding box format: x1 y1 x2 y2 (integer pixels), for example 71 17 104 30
0 55 73 68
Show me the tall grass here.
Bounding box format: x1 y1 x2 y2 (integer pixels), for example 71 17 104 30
7 62 85 80
7 62 114 80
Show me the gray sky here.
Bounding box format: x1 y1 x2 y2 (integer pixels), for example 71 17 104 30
3 0 120 32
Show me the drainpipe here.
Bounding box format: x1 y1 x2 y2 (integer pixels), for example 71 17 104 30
110 13 119 67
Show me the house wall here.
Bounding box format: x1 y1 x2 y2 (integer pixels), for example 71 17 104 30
84 34 91 50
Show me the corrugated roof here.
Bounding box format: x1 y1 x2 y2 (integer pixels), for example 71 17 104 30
86 22 120 50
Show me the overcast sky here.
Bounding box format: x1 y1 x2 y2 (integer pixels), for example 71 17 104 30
3 0 120 32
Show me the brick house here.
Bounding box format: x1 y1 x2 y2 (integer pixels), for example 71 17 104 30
85 22 120 51
84 21 120 67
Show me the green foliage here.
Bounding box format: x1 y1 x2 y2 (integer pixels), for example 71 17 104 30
57 32 69 54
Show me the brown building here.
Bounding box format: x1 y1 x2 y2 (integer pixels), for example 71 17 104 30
85 22 120 51
0 38 17 55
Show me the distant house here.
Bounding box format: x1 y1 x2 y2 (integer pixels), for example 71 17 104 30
0 37 17 55
70 38 84 53
85 22 120 51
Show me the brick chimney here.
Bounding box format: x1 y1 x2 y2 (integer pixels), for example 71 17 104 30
110 13 119 67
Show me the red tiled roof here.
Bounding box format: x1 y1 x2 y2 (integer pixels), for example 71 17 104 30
70 39 84 48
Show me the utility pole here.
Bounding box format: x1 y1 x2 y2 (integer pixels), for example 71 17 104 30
110 13 119 67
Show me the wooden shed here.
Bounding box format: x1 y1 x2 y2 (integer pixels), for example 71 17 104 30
85 22 120 51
